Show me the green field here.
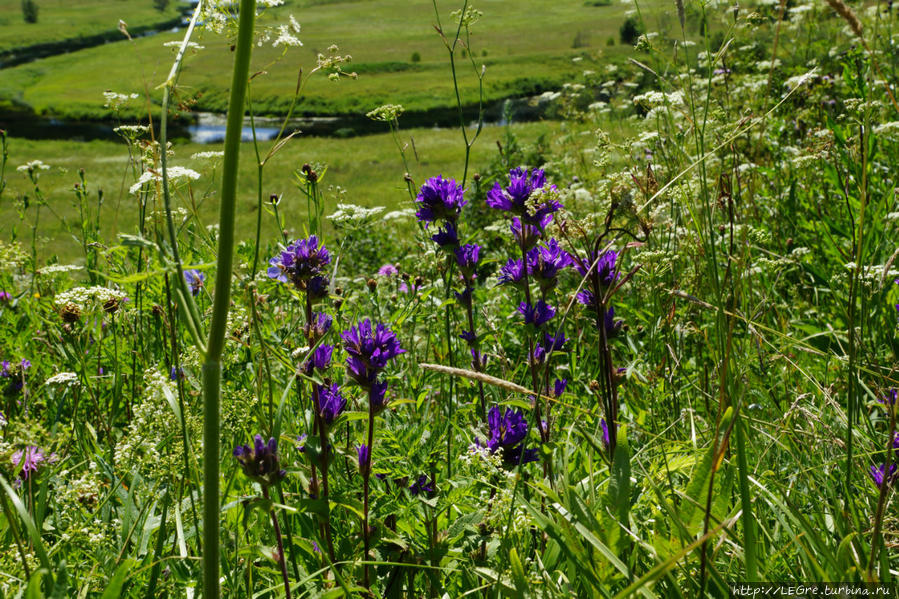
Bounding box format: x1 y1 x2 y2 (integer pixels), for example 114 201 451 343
0 0 636 121
1 121 554 259
0 0 182 54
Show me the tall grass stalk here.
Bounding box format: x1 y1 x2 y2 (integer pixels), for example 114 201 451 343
201 1 256 597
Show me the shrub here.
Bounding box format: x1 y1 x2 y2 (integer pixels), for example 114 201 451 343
619 16 642 45
572 30 590 48
21 0 38 23
410 51 421 63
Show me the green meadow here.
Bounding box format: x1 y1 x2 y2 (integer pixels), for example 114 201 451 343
2 121 555 259
0 0 637 121
0 0 182 54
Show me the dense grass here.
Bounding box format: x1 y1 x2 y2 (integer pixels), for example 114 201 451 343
1 0 899 597
0 0 638 121
0 0 182 54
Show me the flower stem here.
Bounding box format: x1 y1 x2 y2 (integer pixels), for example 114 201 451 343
262 486 292 599
202 2 256 598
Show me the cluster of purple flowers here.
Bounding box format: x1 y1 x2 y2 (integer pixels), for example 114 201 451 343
267 235 331 299
2 359 30 396
869 463 897 489
476 407 538 466
416 176 487 370
233 435 286 487
11 445 56 487
341 318 405 411
868 388 898 490
486 167 562 234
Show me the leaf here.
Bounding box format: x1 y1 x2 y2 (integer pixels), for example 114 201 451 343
607 424 631 541
508 547 528 598
99 560 136 599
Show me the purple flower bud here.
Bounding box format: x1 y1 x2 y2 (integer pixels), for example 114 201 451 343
480 406 538 467
317 383 346 426
868 463 897 489
517 300 556 327
409 474 435 496
357 444 371 474
304 312 333 343
303 344 333 375
431 222 459 248
454 244 480 278
341 319 405 387
553 378 567 397
233 435 286 486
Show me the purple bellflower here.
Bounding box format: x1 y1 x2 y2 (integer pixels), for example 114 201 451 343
183 269 205 296
415 176 466 226
233 435 286 487
267 236 331 290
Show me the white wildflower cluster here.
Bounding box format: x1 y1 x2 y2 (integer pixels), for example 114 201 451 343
116 368 201 480
327 203 385 227
316 45 355 80
129 166 201 195
0 240 28 271
163 40 204 50
272 15 302 47
633 90 685 118
835 263 899 290
366 104 404 122
451 5 483 27
16 160 50 174
102 91 139 110
49 469 117 553
479 480 533 534
38 263 83 276
382 208 416 221
191 150 225 160
44 372 80 387
54 286 127 311
199 0 233 35
113 125 150 141
873 121 899 142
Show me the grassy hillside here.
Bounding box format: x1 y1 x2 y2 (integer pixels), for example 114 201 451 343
0 0 636 121
0 0 182 54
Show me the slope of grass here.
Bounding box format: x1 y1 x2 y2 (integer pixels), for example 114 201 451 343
0 0 182 54
0 0 636 121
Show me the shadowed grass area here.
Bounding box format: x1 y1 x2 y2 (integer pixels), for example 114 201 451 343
1 121 554 260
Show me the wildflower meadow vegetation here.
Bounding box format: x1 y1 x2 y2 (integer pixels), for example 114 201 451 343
1 0 898 596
